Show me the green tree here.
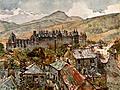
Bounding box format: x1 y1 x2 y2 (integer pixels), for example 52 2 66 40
0 43 4 51
0 43 4 56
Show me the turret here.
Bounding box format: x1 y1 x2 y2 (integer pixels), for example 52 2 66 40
33 31 37 36
57 30 62 39
8 32 16 43
30 31 38 44
52 30 56 38
6 32 16 50
72 29 79 45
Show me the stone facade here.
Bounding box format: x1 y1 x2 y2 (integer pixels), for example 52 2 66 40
6 30 87 50
73 48 107 89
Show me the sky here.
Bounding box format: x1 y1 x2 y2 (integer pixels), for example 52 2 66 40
0 0 120 23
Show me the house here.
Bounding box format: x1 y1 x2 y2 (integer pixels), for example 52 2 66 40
64 46 100 75
0 75 17 90
73 48 108 89
35 60 68 90
60 63 96 90
73 48 99 75
49 60 68 89
60 64 86 90
20 63 46 89
50 60 96 90
93 42 114 64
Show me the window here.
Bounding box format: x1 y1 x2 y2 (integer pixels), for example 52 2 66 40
90 59 94 63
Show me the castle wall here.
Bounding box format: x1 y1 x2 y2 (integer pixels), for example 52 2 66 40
6 30 84 50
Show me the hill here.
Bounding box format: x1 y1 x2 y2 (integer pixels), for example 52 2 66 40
0 11 83 45
80 13 120 42
22 11 82 27
46 13 120 42
0 11 120 45
0 20 19 32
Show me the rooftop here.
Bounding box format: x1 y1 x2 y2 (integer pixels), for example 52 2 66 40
50 60 67 71
24 63 43 74
73 48 96 59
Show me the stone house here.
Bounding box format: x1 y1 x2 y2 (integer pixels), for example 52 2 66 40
20 63 46 89
0 75 17 90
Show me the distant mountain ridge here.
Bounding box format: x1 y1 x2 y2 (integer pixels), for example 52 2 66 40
0 20 19 32
0 11 120 45
21 11 83 28
0 8 45 24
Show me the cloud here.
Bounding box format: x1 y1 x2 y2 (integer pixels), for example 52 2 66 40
0 0 20 10
0 8 47 24
19 0 74 14
105 3 120 13
67 0 120 19
0 0 74 14
0 0 119 13
66 1 104 19
20 0 120 14
0 0 120 19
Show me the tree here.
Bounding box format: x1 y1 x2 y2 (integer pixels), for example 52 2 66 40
27 47 45 64
0 43 4 51
0 43 4 56
56 44 68 56
112 39 120 54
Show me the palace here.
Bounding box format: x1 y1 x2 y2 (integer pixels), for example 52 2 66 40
6 29 87 50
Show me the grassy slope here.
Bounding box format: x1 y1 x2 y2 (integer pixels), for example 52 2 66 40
0 13 120 45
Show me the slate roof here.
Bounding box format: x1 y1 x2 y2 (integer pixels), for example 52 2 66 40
50 60 67 71
25 63 43 74
60 64 86 90
0 76 17 90
73 49 96 59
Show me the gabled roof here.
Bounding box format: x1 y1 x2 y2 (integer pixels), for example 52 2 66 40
0 76 17 90
50 60 67 71
64 49 74 59
73 49 96 59
25 63 43 74
60 64 85 90
82 49 96 58
73 49 83 59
